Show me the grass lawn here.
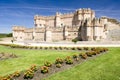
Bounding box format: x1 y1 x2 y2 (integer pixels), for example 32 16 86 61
45 47 120 80
0 45 80 76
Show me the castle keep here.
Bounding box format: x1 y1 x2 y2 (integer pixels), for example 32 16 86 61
12 8 108 42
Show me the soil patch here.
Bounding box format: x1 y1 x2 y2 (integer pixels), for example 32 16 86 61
12 52 107 80
0 52 18 60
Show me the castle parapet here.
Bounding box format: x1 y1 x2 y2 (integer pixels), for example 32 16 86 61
34 27 46 32
24 28 33 33
12 26 26 31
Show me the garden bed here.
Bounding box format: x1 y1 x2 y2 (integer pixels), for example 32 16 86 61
1 47 108 80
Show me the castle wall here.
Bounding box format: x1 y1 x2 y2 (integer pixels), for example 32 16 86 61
12 26 25 41
62 17 73 26
51 31 63 41
47 19 55 27
24 32 33 40
86 26 93 41
12 8 112 42
13 31 24 41
66 31 78 40
34 32 45 41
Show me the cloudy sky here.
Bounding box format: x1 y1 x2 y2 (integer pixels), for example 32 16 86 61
0 0 120 33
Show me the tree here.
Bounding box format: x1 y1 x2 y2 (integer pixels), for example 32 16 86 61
72 38 78 44
7 33 12 37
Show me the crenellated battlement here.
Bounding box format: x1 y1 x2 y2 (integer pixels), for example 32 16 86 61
24 28 33 33
12 26 26 31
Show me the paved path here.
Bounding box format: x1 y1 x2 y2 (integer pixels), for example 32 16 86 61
0 41 120 47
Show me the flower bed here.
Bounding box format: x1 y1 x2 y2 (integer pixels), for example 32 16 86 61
0 47 108 80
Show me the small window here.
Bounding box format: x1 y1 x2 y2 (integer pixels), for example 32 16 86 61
68 34 71 36
35 24 37 26
74 33 77 35
61 23 63 26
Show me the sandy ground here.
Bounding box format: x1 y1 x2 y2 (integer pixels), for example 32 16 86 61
0 37 120 47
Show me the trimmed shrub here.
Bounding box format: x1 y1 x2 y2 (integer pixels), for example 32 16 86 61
86 52 93 57
2 75 13 80
73 54 79 61
13 71 20 77
91 51 97 55
49 47 53 49
65 56 73 64
35 46 38 49
39 46 43 49
77 47 82 50
44 47 48 50
30 64 37 72
56 63 62 68
83 47 89 50
41 66 49 74
44 61 52 67
71 47 76 50
73 54 78 58
72 38 78 44
23 69 34 79
59 46 63 50
80 54 87 59
54 47 58 50
55 58 63 64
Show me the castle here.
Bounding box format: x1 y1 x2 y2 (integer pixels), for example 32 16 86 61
12 8 108 42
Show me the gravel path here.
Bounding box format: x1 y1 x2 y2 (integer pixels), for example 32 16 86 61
0 40 120 47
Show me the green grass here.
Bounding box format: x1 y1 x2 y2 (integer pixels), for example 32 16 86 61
45 47 120 80
0 45 80 76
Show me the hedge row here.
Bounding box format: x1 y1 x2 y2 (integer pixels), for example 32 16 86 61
0 44 92 51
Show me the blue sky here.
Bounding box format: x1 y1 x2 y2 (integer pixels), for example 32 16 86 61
0 0 120 33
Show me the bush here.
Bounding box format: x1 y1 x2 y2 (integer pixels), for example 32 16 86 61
56 63 62 68
73 54 79 61
59 46 63 50
23 69 34 79
65 56 73 64
41 66 49 74
30 64 37 72
44 47 48 50
2 75 13 80
35 46 38 49
13 71 20 77
91 47 96 51
72 38 78 44
39 46 43 49
91 51 97 55
86 52 93 57
44 61 52 67
73 54 78 58
71 47 76 50
80 54 87 59
83 47 89 50
49 47 53 49
54 47 58 50
55 58 63 64
77 47 82 50
6 33 12 37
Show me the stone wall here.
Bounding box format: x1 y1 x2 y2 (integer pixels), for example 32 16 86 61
34 8 95 28
12 8 120 42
